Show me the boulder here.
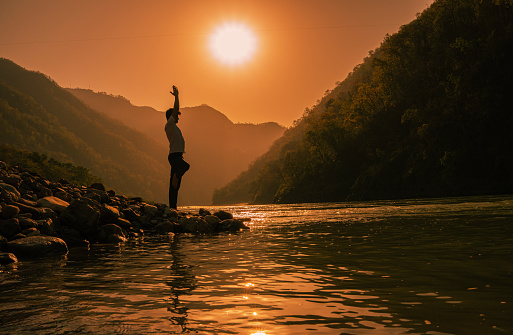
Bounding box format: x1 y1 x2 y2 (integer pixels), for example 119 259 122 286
59 197 100 239
60 226 89 248
143 204 158 215
115 217 132 230
18 217 38 230
179 216 214 234
155 220 178 235
204 215 220 227
37 196 70 213
1 204 20 219
38 219 56 236
0 182 20 203
0 252 17 265
0 218 21 238
23 228 40 237
37 187 53 199
12 201 45 219
214 210 233 221
163 207 179 218
100 204 120 224
199 208 211 217
7 236 68 258
99 224 127 243
89 183 106 191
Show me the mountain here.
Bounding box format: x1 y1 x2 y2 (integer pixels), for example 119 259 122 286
0 58 169 202
66 89 286 205
0 60 285 205
213 0 513 205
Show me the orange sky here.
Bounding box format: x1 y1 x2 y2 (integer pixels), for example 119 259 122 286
0 0 434 126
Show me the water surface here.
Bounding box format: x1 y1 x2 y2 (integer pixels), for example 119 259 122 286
1 196 512 334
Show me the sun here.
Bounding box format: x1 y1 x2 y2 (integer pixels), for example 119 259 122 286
209 22 257 66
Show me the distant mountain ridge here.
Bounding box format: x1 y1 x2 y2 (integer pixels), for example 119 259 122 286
67 88 285 204
0 59 285 205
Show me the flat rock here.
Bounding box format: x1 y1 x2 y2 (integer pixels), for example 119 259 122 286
7 236 68 258
37 196 70 213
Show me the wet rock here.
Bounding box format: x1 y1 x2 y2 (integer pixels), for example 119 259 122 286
59 226 89 248
217 219 250 232
99 224 127 243
179 216 214 234
115 217 132 230
199 208 211 217
155 220 179 235
39 219 56 236
0 218 21 238
0 182 20 203
163 207 179 219
214 210 233 221
0 252 17 265
37 196 70 213
7 236 68 258
1 205 20 219
204 215 220 227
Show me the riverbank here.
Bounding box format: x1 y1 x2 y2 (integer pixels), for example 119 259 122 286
0 161 249 265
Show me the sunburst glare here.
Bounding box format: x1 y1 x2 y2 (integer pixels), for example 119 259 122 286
209 22 258 66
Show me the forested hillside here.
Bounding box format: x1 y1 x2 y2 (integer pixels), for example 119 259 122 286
213 0 513 204
0 58 169 202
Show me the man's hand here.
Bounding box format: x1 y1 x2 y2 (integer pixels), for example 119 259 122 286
170 85 179 96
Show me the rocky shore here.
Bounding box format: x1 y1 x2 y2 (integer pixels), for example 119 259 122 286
0 161 249 265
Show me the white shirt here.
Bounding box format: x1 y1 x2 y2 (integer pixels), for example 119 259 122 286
165 115 185 153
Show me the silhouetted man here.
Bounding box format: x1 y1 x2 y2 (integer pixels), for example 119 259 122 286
165 85 189 209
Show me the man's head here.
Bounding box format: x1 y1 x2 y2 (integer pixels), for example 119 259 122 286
166 108 181 123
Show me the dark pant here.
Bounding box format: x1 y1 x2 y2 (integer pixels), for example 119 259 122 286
168 153 190 209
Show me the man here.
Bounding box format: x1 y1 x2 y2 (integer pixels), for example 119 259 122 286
165 85 190 209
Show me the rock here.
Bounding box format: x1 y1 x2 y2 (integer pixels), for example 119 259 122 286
214 210 233 221
1 205 20 219
89 183 106 191
163 207 179 218
37 187 53 199
37 196 70 213
179 216 214 234
99 224 127 243
7 236 68 258
115 217 132 230
59 197 100 239
204 215 220 227
23 228 40 237
3 175 22 188
217 219 250 232
0 252 17 265
155 220 178 235
0 182 20 203
18 217 38 230
143 204 158 215
60 226 89 248
0 234 7 251
12 201 45 219
100 204 120 224
39 219 56 236
121 208 140 222
0 218 21 238
199 208 211 217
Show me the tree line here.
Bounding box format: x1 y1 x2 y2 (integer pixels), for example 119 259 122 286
213 0 513 204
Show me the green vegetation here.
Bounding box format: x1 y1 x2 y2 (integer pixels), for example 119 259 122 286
0 144 102 186
214 0 513 204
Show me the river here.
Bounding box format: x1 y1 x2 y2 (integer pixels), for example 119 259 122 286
1 195 512 334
